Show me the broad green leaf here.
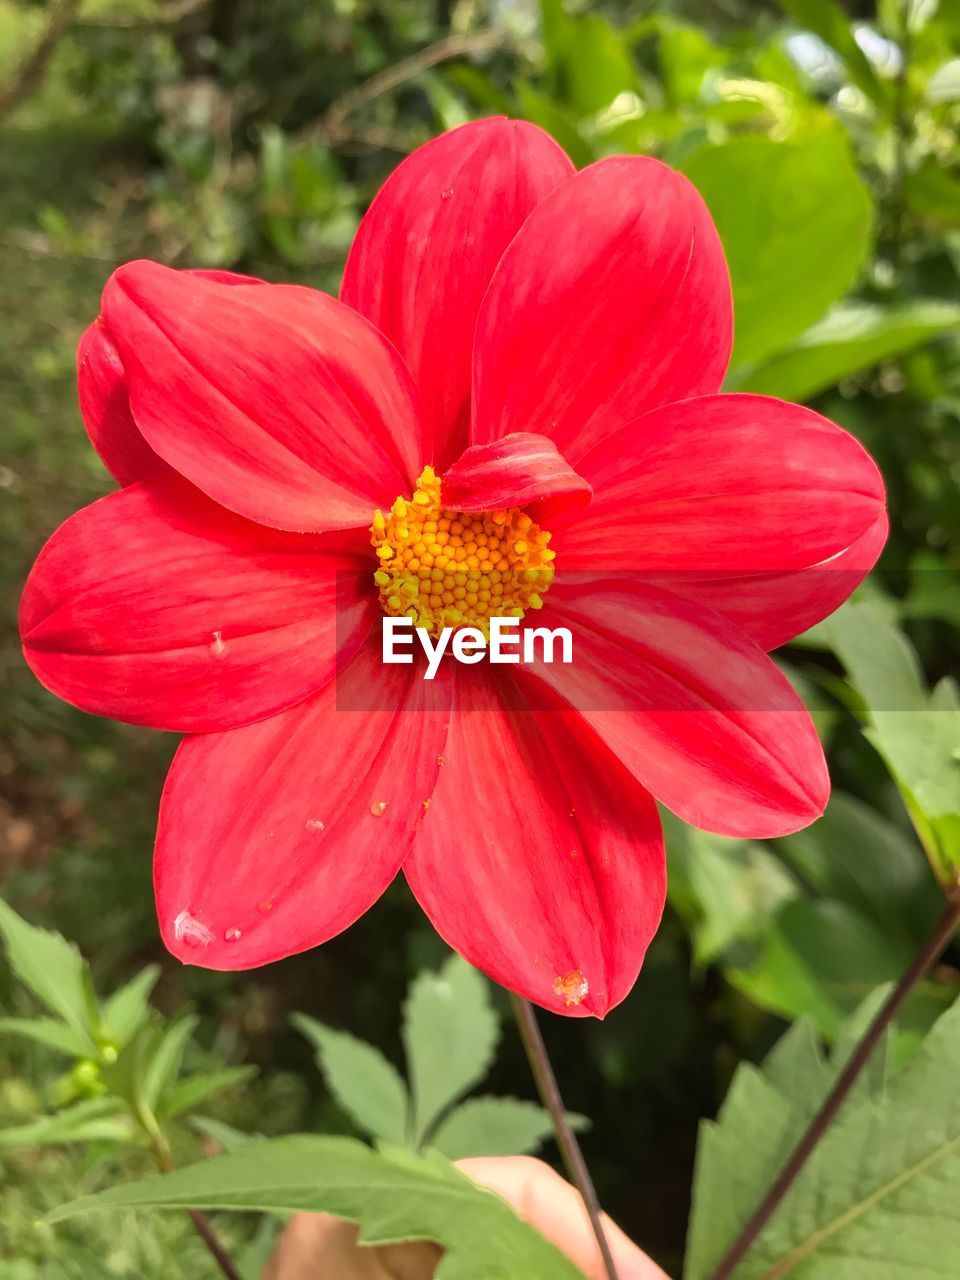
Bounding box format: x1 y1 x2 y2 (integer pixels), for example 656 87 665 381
819 603 960 869
540 0 638 116
774 0 893 110
776 791 941 947
686 998 960 1279
735 300 960 401
101 965 161 1048
162 1066 257 1119
430 1096 588 1160
292 1014 409 1145
402 954 500 1147
0 898 98 1055
0 1098 132 1151
0 1015 89 1057
47 1136 586 1279
664 813 797 965
730 898 912 1039
684 135 873 369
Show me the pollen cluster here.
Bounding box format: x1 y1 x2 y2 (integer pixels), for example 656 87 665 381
370 466 556 638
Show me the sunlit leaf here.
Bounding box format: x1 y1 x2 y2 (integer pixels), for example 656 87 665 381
684 134 873 369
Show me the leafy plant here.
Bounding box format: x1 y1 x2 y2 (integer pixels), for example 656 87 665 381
293 952 587 1158
686 997 960 1278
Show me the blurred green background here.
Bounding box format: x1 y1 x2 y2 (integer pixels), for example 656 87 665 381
2 0 960 1275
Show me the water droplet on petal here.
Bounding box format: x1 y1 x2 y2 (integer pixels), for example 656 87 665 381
441 187 454 200
209 630 228 657
552 969 589 1007
173 910 214 948
257 899 274 914
305 818 325 833
370 800 388 817
224 927 242 942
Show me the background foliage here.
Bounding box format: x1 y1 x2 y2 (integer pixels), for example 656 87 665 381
1 0 960 1275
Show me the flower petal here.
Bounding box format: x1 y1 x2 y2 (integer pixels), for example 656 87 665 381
521 579 829 838
77 321 172 487
405 666 666 1018
20 476 374 732
341 118 573 468
555 394 885 571
155 644 450 969
654 513 889 651
472 156 732 462
441 433 591 527
101 261 426 532
78 269 265 488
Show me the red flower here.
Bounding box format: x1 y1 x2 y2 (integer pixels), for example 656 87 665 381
20 119 886 1017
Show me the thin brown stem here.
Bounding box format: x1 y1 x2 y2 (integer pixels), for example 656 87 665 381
147 1116 244 1280
0 0 83 123
709 892 960 1280
309 29 509 142
509 993 621 1280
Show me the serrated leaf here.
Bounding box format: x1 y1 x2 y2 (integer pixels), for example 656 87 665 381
684 134 873 370
686 998 960 1279
402 954 500 1148
292 1013 408 1145
0 1016 89 1057
101 965 161 1048
46 1136 586 1279
430 1096 588 1160
162 1066 257 1119
0 898 98 1054
0 1098 132 1151
735 300 960 401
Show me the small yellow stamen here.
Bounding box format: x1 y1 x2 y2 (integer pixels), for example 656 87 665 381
369 466 555 638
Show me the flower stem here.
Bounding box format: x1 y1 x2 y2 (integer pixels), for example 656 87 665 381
144 1109 244 1280
509 992 621 1280
709 891 960 1280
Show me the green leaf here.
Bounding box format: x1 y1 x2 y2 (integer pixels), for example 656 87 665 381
402 954 500 1148
819 603 960 870
101 965 161 1048
430 1096 588 1160
140 1015 199 1112
162 1066 257 1119
46 1136 585 1279
735 300 960 401
191 1115 257 1153
292 1014 409 1145
773 0 893 110
684 135 873 370
686 998 960 1279
0 1098 132 1151
0 1016 89 1057
663 812 797 966
539 0 638 116
0 898 98 1055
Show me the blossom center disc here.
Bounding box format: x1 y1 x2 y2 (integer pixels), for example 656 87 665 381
370 466 556 639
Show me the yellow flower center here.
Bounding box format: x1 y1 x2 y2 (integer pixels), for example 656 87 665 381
370 466 556 639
